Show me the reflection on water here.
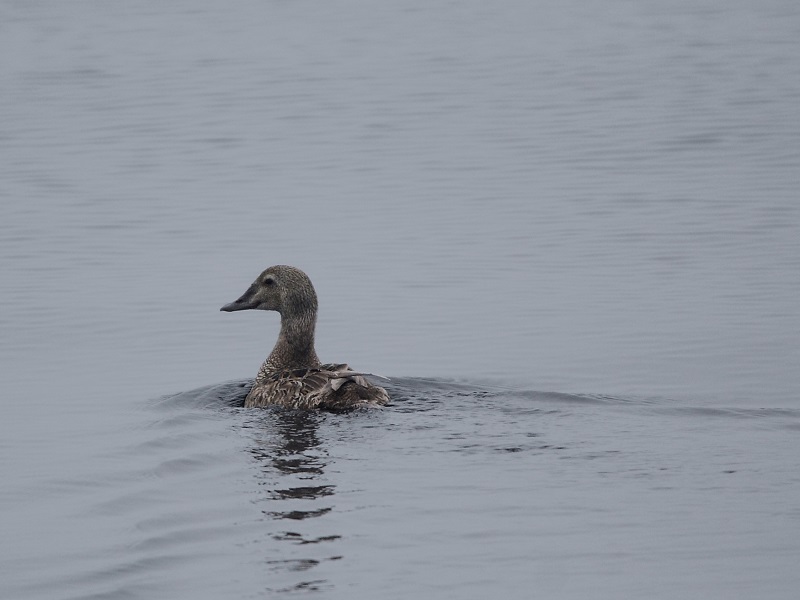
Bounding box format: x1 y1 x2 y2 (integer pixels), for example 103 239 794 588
246 409 342 593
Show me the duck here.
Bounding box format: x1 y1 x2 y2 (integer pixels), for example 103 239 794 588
221 265 389 410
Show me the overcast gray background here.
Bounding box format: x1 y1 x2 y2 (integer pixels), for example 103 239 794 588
2 1 799 598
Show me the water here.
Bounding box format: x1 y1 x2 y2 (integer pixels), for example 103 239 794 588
2 0 799 598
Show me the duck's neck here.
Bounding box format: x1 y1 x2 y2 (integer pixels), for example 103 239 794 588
258 310 321 381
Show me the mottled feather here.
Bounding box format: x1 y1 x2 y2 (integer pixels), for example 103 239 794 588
244 363 389 410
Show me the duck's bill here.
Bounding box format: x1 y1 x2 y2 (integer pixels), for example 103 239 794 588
220 285 257 312
220 300 248 312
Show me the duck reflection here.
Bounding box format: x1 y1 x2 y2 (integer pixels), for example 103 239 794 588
246 408 342 592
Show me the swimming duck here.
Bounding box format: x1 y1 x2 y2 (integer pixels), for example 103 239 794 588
221 265 389 410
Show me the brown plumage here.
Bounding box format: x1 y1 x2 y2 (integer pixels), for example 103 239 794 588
221 265 389 410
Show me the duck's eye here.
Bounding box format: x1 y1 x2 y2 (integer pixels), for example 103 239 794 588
264 277 275 286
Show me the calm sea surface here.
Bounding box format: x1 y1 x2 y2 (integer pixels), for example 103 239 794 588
2 1 799 598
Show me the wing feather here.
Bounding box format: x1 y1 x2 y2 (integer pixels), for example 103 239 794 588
244 364 389 410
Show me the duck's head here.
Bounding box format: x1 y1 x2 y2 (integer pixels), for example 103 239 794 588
220 265 318 317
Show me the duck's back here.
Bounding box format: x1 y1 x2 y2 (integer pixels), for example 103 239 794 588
244 363 389 411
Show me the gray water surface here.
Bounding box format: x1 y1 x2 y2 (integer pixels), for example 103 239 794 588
2 1 800 598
